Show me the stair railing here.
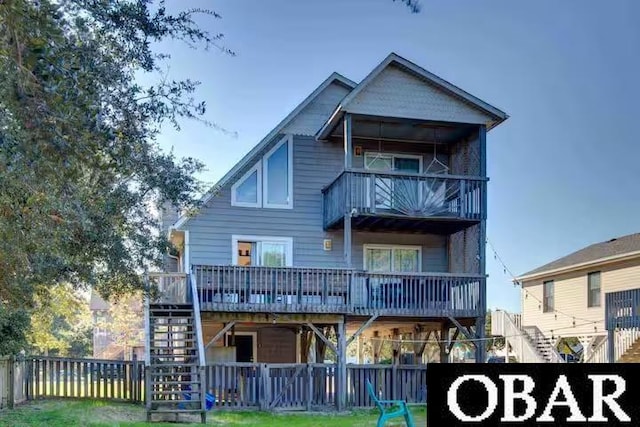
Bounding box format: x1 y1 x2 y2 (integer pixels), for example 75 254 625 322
189 272 207 414
492 310 546 363
584 336 608 363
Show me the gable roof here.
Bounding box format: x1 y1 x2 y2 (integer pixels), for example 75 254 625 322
173 72 357 229
316 52 508 140
517 233 640 281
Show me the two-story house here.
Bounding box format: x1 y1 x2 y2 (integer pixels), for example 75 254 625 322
146 53 507 418
514 232 640 363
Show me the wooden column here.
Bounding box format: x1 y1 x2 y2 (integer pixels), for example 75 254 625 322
372 331 383 364
475 316 486 363
336 319 347 411
391 328 401 365
439 325 449 363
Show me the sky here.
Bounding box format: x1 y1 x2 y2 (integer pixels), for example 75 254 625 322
154 0 640 313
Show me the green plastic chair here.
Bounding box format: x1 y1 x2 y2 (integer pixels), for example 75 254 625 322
366 380 415 427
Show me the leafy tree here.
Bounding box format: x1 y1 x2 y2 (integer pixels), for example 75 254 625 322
27 284 92 356
99 293 144 360
0 0 228 352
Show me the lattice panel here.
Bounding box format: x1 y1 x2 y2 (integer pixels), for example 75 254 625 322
450 135 480 177
449 224 481 275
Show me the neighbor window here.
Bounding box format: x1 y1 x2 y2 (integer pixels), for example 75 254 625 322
543 280 554 312
364 245 421 273
232 235 293 267
231 135 293 209
588 272 601 307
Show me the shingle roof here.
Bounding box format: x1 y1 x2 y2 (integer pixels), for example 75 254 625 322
519 233 640 279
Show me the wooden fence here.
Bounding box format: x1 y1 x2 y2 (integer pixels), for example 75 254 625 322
25 356 145 403
3 357 426 411
204 363 426 411
0 356 28 409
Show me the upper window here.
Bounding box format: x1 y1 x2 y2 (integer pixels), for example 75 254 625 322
231 135 293 209
587 272 601 308
543 280 554 313
364 244 421 273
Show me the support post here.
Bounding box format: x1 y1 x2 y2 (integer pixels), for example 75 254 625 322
343 113 353 268
372 331 383 364
477 124 488 363
336 319 347 411
391 328 401 365
607 329 615 363
475 316 487 363
439 325 449 363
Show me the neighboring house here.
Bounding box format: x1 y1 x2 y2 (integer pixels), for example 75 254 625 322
148 52 508 416
90 291 144 361
505 232 640 363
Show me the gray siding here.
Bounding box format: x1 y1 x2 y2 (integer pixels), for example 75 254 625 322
186 135 345 267
185 135 448 271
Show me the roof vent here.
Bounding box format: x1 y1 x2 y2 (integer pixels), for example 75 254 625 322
608 238 618 242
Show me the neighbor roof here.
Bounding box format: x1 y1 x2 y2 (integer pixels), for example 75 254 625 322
518 233 640 281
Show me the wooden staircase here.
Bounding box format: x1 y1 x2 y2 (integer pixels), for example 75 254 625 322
145 273 207 423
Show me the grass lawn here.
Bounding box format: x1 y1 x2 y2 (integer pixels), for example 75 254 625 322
0 400 426 426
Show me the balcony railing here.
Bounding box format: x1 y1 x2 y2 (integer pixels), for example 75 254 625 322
191 265 485 318
606 288 640 330
322 170 487 229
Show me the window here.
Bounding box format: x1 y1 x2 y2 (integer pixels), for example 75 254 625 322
588 272 601 307
231 164 262 207
364 245 421 272
231 135 293 209
543 280 554 313
232 235 293 267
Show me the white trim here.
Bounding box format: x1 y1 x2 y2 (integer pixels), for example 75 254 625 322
232 235 293 267
263 135 294 209
231 162 262 208
363 244 423 272
296 331 301 363
225 331 258 363
184 230 190 274
516 250 640 282
173 73 357 228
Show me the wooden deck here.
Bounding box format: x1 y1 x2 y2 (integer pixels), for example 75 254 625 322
322 170 487 231
192 265 485 318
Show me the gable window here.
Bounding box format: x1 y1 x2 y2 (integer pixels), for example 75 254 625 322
587 272 601 308
231 135 293 209
231 164 262 207
232 235 293 267
364 244 421 272
543 280 554 313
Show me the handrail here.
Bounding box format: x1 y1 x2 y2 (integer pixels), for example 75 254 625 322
190 273 207 368
322 169 488 193
492 310 546 363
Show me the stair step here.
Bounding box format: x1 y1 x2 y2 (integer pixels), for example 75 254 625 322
148 408 205 414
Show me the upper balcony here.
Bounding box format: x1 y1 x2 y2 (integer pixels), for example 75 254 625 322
322 169 486 233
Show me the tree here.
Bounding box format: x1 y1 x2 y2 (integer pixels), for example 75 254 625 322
0 0 228 353
99 293 144 360
28 284 92 356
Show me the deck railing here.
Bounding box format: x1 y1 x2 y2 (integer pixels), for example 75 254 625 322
192 265 485 317
148 272 188 304
322 170 487 228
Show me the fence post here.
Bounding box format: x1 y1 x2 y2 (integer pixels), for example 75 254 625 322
391 364 398 400
306 364 312 411
130 354 137 403
260 364 270 410
8 355 15 409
